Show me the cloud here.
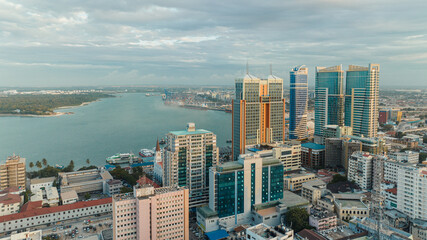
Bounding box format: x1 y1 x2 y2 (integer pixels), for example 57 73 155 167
0 0 426 87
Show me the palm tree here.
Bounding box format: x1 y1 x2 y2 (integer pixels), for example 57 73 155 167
29 162 34 168
86 159 90 165
36 161 42 169
70 160 74 167
42 158 47 166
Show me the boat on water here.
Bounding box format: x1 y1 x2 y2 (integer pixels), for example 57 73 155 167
55 164 64 170
159 138 166 145
139 149 155 158
106 153 138 164
145 93 151 96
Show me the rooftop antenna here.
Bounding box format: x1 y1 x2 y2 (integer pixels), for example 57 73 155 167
270 64 273 75
246 60 249 74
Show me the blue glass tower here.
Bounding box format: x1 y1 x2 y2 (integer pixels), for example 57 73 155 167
314 65 344 137
289 65 308 139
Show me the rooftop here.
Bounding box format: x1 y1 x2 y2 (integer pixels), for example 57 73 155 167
0 193 21 205
197 206 218 219
30 177 55 185
248 224 292 239
0 198 111 223
0 186 20 195
60 190 78 200
297 229 327 240
302 143 325 150
216 161 243 172
284 172 316 179
169 129 211 136
282 190 310 208
335 199 367 210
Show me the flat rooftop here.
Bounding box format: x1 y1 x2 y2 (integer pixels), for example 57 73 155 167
335 199 367 209
301 143 325 150
169 129 211 136
248 224 291 239
282 190 310 208
30 177 55 185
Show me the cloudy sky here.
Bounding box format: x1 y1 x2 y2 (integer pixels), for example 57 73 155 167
1 0 426 87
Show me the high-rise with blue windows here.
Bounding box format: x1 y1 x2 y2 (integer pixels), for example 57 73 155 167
314 65 345 138
344 64 380 138
289 65 308 140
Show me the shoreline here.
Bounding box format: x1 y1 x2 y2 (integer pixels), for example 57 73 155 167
0 100 99 117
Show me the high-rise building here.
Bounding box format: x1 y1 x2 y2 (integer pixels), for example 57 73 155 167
344 64 380 138
325 138 343 168
112 185 189 240
289 65 308 140
347 152 373 190
163 123 218 208
197 153 284 232
232 73 285 159
314 65 344 137
301 143 325 169
397 165 427 220
0 155 26 190
316 124 352 144
341 139 362 170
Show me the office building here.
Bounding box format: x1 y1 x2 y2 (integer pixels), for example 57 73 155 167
112 185 189 240
396 165 427 220
58 169 113 194
30 177 55 193
284 173 316 192
246 223 294 240
289 65 308 140
0 155 26 191
301 143 325 169
232 73 285 159
324 138 343 168
341 139 362 170
317 124 352 144
314 65 344 137
344 64 380 138
153 139 164 185
105 179 122 196
163 123 218 208
197 153 284 232
347 152 374 190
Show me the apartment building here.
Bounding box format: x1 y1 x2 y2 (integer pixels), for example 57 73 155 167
397 165 427 221
309 207 337 231
347 152 373 190
301 179 326 205
284 173 316 192
0 155 26 191
389 151 419 164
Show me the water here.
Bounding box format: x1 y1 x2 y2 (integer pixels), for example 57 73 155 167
0 93 232 168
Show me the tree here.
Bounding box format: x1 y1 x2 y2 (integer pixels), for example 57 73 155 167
63 160 75 172
420 153 427 163
29 162 34 168
285 208 310 232
36 161 42 169
120 187 133 193
383 124 394 132
395 132 406 139
423 135 427 144
330 174 347 184
84 193 91 200
86 159 90 165
42 158 47 166
78 165 98 171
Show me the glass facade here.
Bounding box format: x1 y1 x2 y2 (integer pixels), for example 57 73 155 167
290 66 308 139
205 144 213 187
251 163 255 206
269 165 284 201
178 147 187 187
262 167 269 203
216 172 236 218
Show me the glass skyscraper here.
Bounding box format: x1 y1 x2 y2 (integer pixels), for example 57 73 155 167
314 65 344 137
344 64 380 138
232 73 285 160
289 65 308 140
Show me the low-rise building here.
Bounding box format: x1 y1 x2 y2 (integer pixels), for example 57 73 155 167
317 195 335 212
349 217 413 240
308 207 337 231
61 190 78 205
105 179 122 196
411 219 427 240
30 186 59 207
0 194 21 217
59 169 113 194
30 177 55 193
0 230 42 240
333 194 369 221
301 179 326 205
284 173 316 192
246 223 294 240
389 151 419 164
0 198 112 233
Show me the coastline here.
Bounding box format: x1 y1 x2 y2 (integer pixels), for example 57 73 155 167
0 100 99 117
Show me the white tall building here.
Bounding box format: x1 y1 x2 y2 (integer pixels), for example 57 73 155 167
163 123 218 208
397 165 427 221
153 139 164 185
347 152 373 190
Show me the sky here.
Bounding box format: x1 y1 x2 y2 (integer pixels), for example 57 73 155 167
0 0 426 87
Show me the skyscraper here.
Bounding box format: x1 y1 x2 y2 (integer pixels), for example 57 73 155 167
345 64 380 138
314 65 344 137
289 65 308 140
163 123 218 208
232 73 285 159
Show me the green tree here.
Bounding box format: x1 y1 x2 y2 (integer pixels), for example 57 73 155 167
36 161 42 169
42 158 47 166
120 187 133 193
29 162 34 168
330 174 347 184
285 208 310 232
84 193 91 200
395 132 406 139
420 153 427 163
86 159 90 165
23 189 32 204
423 135 427 144
383 124 394 131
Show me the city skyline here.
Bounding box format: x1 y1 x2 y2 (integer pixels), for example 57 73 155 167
1 0 427 87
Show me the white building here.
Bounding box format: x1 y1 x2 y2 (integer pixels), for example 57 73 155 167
163 123 218 208
61 190 78 205
0 194 21 217
153 139 164 185
301 179 327 205
347 152 373 190
0 230 42 240
59 169 113 194
246 223 294 240
30 186 59 207
0 198 112 233
30 177 55 193
389 151 419 164
397 165 427 221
